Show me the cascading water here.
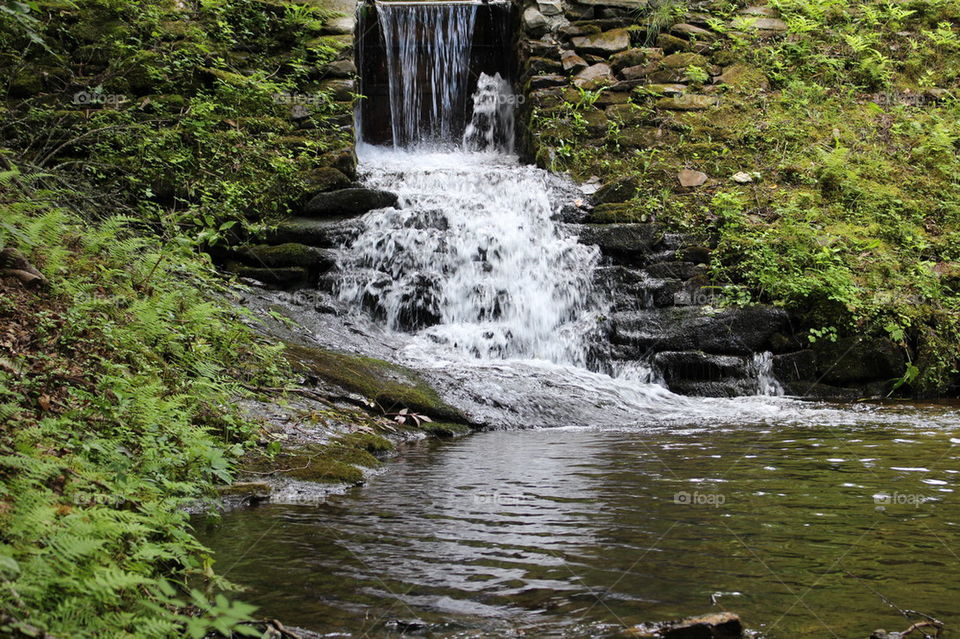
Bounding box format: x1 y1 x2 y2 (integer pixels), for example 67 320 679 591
463 72 515 153
339 1 787 417
377 2 477 148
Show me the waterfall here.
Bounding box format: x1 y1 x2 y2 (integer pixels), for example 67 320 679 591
377 2 478 148
751 351 784 396
338 151 601 365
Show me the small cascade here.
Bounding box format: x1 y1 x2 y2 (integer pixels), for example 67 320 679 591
337 151 601 365
377 2 478 148
751 351 784 396
463 72 515 153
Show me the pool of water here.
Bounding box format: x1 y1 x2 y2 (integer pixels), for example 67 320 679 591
197 406 960 638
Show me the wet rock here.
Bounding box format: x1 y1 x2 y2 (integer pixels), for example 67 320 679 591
810 337 907 385
265 217 362 248
561 49 589 73
322 147 358 180
523 6 551 35
644 261 705 280
609 305 789 356
283 343 469 424
223 263 309 286
235 243 337 270
587 203 644 224
524 39 561 58
303 188 398 217
624 611 743 638
656 351 751 381
678 169 708 187
576 223 661 262
571 28 631 55
680 245 711 264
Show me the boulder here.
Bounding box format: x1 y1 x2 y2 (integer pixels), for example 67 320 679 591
523 6 550 35
571 28 631 55
320 59 356 78
303 188 398 217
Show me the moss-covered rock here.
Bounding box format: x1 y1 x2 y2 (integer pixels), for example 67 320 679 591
235 243 336 269
283 343 469 423
304 166 352 194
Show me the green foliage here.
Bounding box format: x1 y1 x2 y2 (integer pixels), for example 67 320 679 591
0 0 352 246
0 168 285 635
531 0 960 393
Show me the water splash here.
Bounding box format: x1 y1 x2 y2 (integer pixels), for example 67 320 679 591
338 149 601 365
463 72 516 154
378 3 478 148
751 351 784 396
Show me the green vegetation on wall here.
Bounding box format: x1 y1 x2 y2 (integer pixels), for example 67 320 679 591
530 0 960 393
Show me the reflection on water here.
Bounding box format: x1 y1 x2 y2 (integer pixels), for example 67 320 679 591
198 413 960 638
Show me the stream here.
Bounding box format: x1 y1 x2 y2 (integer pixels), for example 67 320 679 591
200 5 960 636
199 410 960 637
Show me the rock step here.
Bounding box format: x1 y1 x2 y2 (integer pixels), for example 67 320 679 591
233 243 338 270
264 216 362 248
303 187 398 217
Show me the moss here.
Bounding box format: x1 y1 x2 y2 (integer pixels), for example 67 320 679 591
283 343 469 423
421 422 471 438
337 432 395 453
